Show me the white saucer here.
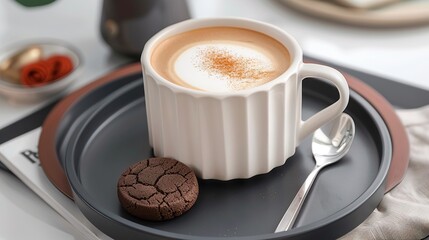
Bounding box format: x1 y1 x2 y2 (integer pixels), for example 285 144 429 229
281 0 429 27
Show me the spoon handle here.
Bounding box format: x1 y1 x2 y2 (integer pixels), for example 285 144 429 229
275 165 321 233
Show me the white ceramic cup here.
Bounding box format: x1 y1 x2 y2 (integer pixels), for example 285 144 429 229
141 18 349 180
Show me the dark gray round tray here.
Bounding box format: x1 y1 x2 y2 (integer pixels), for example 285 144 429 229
39 65 140 197
62 74 391 239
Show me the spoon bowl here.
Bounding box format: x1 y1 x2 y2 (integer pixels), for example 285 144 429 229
312 113 355 166
275 113 355 232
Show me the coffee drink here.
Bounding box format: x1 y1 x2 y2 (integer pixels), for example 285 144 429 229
150 27 291 92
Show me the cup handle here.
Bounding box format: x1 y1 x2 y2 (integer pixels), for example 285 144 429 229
297 63 349 143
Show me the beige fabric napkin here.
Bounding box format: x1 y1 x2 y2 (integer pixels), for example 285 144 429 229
341 106 429 240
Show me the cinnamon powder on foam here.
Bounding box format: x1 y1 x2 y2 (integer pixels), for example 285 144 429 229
197 47 275 90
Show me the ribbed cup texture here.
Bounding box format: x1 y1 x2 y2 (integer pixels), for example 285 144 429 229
143 74 298 180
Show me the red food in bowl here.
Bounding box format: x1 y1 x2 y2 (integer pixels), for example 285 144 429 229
20 54 73 87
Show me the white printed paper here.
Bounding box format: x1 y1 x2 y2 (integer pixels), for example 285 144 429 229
0 128 111 240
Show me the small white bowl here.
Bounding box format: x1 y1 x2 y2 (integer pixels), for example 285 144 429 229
0 41 82 103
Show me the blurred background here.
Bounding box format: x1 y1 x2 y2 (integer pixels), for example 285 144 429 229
1 0 429 129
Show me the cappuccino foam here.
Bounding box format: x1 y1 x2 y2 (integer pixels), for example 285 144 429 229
151 27 291 92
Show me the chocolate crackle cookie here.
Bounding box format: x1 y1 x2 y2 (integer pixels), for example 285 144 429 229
117 157 199 221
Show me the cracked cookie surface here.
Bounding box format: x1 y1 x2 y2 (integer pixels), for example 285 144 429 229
117 158 199 221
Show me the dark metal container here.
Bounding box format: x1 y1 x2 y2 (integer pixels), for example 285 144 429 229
100 0 190 58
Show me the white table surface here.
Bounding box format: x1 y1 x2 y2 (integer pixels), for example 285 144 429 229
0 0 428 239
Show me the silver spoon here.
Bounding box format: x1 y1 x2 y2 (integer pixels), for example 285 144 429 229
275 113 355 232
